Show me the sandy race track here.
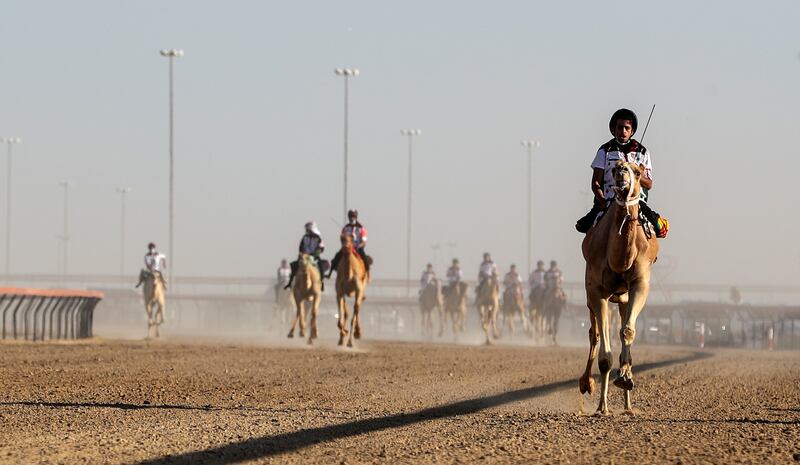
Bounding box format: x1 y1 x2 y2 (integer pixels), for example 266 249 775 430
0 338 798 464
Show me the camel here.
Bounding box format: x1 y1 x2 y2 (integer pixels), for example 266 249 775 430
500 282 528 338
476 273 500 345
419 279 443 340
441 281 468 339
528 286 546 341
334 234 368 347
287 254 323 345
541 283 566 346
579 160 659 415
273 282 296 326
140 269 166 339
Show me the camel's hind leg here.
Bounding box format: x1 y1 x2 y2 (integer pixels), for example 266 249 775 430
614 281 649 413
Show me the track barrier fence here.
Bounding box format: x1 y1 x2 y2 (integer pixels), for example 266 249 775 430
0 288 103 341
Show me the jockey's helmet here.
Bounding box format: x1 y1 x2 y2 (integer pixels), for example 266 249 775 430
550 260 558 268
510 264 516 270
483 252 491 260
609 108 638 135
537 260 544 267
452 258 459 264
347 209 358 219
304 221 321 236
148 242 156 250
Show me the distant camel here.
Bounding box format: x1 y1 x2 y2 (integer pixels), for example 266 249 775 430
419 279 442 339
139 270 165 339
442 281 468 340
273 282 295 326
528 286 545 342
580 161 659 415
500 282 528 337
542 283 566 346
334 234 368 348
476 273 500 345
287 254 322 345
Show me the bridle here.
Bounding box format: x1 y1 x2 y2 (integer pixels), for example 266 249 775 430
612 164 641 235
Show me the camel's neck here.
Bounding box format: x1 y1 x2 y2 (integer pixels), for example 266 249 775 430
606 202 640 273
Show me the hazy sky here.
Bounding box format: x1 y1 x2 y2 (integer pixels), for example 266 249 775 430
1 0 799 288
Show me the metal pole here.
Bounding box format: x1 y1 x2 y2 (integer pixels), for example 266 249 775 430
117 188 130 279
5 143 11 276
526 145 532 278
406 134 413 297
343 75 349 220
63 184 69 277
168 55 175 289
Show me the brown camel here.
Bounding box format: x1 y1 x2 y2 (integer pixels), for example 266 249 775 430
500 282 528 337
419 279 442 340
579 160 659 415
334 234 368 347
541 283 566 346
441 281 468 339
140 269 165 339
476 273 500 345
287 254 322 345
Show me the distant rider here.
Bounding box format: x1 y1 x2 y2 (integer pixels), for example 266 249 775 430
475 252 498 302
136 242 167 289
445 258 463 297
419 263 436 295
503 264 523 299
329 209 371 278
275 259 291 299
285 221 326 291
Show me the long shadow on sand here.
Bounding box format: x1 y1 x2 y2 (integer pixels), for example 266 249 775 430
128 351 712 465
0 401 213 411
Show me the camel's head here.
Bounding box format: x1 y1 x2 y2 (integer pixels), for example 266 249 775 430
340 233 354 248
611 161 642 201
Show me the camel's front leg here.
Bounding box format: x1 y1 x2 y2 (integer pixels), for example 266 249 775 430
614 278 651 412
338 296 349 346
579 308 599 395
288 298 301 338
307 298 319 345
590 293 613 415
352 293 363 340
490 302 500 339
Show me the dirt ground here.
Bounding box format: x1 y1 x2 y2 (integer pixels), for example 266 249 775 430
0 337 798 465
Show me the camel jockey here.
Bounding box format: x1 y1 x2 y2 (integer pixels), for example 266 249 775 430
419 263 436 297
444 258 463 296
475 252 498 299
503 264 524 298
420 263 436 289
137 242 167 289
575 108 669 238
329 209 370 278
275 259 291 298
529 260 546 292
285 221 327 291
544 260 563 291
